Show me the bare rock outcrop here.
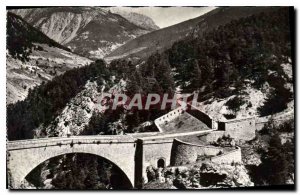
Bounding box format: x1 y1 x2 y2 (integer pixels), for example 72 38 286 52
145 162 254 189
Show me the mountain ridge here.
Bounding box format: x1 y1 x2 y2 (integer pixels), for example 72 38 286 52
10 7 157 59
105 7 280 63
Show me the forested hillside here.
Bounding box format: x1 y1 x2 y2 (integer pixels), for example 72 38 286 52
167 7 293 117
120 7 293 119
7 58 169 140
7 60 110 140
106 7 279 63
168 8 291 91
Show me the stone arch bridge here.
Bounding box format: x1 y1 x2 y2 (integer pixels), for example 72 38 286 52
7 130 213 189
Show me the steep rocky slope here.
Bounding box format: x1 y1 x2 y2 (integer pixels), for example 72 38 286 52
106 7 277 63
144 162 253 189
6 13 92 104
34 79 127 137
10 7 155 59
195 61 294 122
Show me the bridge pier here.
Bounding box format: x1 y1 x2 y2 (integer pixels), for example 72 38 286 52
7 174 24 189
135 138 174 187
134 139 144 188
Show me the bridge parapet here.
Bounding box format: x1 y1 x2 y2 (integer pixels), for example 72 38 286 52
7 136 136 151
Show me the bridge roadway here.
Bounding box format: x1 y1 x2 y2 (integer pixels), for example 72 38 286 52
7 129 214 149
7 129 214 189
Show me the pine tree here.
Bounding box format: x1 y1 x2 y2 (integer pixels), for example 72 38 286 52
85 159 100 189
190 60 202 91
154 59 175 92
260 133 289 185
126 75 140 97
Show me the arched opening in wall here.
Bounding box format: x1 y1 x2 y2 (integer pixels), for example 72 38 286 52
24 153 133 189
157 158 165 168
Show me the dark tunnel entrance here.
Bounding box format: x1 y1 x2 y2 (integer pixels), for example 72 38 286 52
157 158 165 168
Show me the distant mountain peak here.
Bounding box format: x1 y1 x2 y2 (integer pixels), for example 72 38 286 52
109 8 160 31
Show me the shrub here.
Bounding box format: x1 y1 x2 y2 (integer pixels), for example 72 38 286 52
225 96 245 113
258 87 292 116
223 114 236 120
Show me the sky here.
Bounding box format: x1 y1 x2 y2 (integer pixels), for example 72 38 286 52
110 7 216 28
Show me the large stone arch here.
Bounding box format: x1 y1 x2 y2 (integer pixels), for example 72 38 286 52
26 152 133 189
7 139 136 189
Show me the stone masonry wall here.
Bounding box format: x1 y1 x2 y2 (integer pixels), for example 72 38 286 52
170 139 223 166
201 117 256 142
223 117 256 140
211 147 242 164
187 104 218 129
154 107 185 132
199 131 226 143
141 138 174 183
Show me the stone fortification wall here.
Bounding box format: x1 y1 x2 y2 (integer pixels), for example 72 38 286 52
170 139 224 166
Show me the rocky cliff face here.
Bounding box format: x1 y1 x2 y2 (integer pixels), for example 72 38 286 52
145 162 254 189
109 8 160 31
10 7 155 59
34 79 127 137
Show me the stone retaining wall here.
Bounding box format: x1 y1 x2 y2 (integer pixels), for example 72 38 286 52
171 139 225 166
154 107 185 132
211 147 242 164
218 117 256 141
